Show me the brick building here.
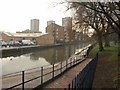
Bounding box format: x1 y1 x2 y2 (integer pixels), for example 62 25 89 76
46 23 64 43
0 32 54 45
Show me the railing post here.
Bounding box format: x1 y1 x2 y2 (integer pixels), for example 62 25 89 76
41 67 43 84
74 77 76 89
22 71 24 90
68 83 70 90
61 62 62 73
77 74 79 88
72 80 74 90
76 56 78 63
74 57 75 65
53 64 54 78
76 56 77 64
64 88 67 90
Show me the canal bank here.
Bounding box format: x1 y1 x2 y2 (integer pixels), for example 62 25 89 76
1 41 90 58
1 44 62 58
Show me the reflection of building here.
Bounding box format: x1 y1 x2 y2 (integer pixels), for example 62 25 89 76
1 31 54 45
62 17 73 42
31 19 39 33
29 46 72 64
46 23 64 43
65 46 69 59
30 53 39 60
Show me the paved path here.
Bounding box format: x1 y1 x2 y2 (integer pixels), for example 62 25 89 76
36 58 92 89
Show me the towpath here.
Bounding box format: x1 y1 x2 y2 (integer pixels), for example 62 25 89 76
35 58 92 89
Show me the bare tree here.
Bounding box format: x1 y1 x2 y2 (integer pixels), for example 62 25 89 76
68 2 106 51
72 1 120 39
65 1 120 53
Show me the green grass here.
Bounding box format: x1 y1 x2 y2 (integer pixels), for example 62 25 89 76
102 44 118 62
90 44 119 88
89 44 119 61
89 45 99 58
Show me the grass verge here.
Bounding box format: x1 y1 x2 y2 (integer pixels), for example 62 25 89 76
89 44 119 88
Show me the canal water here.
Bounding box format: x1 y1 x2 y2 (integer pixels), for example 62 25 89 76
0 43 89 76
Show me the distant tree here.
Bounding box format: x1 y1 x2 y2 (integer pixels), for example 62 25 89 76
67 2 106 51
64 1 120 53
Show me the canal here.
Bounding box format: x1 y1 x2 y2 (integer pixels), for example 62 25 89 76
0 43 89 76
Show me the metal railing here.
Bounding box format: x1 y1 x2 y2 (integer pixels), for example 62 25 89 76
65 53 98 90
2 44 94 90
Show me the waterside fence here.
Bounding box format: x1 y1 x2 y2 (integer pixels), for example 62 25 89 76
2 44 94 90
65 53 98 90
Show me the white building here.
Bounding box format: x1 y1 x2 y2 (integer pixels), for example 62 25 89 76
30 19 39 33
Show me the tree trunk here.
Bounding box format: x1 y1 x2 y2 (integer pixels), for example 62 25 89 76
104 35 110 47
97 32 104 51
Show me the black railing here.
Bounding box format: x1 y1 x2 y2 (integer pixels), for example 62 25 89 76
2 44 94 90
65 53 98 90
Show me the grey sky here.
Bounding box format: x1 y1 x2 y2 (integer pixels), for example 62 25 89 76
0 0 71 33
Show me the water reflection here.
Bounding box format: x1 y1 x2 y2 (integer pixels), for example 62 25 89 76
29 45 77 64
1 43 89 75
1 54 50 75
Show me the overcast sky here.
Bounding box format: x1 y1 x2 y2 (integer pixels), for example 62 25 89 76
0 0 71 33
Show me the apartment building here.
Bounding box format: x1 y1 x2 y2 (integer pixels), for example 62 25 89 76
30 19 39 33
46 23 64 43
62 17 73 42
